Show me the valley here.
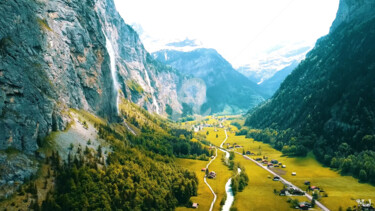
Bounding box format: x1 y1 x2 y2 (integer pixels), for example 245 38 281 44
1 0 375 210
175 116 375 210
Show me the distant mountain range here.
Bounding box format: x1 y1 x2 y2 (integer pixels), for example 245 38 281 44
237 45 311 84
153 48 266 115
259 61 299 98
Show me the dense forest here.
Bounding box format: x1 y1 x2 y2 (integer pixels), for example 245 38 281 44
245 17 375 184
36 103 210 210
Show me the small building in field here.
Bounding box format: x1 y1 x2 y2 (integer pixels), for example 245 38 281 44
279 189 287 196
282 165 286 168
271 159 278 164
208 171 216 179
310 186 320 191
201 168 206 172
304 181 310 185
192 203 199 208
298 202 311 210
292 172 296 176
273 176 280 181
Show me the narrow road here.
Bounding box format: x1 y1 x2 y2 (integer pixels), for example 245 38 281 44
201 123 330 211
235 152 330 211
204 147 218 211
204 129 229 211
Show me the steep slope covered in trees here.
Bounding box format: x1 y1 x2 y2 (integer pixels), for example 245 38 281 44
246 0 375 182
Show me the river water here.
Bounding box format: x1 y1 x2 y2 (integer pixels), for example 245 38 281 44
222 167 242 211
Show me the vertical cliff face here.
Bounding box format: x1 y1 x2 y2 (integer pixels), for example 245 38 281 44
0 0 117 154
95 0 182 116
330 0 375 32
0 0 183 156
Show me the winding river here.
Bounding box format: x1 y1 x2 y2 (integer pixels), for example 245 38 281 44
219 130 242 211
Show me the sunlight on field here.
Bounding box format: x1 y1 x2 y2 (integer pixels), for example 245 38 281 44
200 127 226 146
206 150 233 211
227 131 375 210
176 158 212 211
231 155 293 211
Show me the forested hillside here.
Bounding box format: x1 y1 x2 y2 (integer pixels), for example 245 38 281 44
246 8 375 182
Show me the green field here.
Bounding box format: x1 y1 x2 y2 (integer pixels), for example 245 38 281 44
227 131 375 210
231 155 295 211
201 127 227 146
206 150 233 211
175 158 212 211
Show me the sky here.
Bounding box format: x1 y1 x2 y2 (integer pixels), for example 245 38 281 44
113 0 340 69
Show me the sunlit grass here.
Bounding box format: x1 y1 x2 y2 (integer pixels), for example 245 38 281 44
228 132 375 210
175 158 212 211
206 150 233 211
231 155 293 211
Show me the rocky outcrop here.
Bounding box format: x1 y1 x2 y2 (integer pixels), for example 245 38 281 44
0 0 186 192
331 0 375 32
0 0 184 155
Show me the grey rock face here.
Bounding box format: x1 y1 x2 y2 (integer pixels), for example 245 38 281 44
331 0 375 32
0 0 185 194
0 152 38 199
0 0 183 156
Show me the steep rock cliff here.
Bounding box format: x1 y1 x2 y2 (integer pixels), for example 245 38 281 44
0 0 184 191
0 0 183 155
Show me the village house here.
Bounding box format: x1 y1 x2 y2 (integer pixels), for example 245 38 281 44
208 171 216 179
298 202 312 210
309 186 320 191
192 203 199 209
271 159 278 164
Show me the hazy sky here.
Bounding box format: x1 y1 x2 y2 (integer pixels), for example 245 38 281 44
113 0 340 68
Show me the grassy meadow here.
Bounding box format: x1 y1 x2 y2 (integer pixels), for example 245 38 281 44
206 150 233 211
175 158 212 211
227 131 375 210
231 155 295 211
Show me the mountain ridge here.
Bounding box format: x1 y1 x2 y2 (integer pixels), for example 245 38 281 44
245 0 375 182
153 48 265 114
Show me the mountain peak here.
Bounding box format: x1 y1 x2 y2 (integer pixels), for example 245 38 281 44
166 38 202 48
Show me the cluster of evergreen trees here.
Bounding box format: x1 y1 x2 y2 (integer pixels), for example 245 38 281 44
38 106 210 210
42 146 198 210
